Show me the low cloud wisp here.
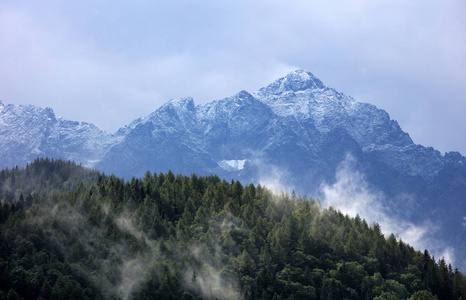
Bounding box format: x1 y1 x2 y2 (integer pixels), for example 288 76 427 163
321 154 455 266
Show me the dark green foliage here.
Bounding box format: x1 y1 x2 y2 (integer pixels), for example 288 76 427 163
0 159 465 299
0 157 100 203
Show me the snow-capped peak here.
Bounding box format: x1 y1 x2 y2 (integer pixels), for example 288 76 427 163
257 69 325 96
168 97 195 110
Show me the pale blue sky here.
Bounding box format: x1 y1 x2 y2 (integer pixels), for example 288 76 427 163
1 0 465 154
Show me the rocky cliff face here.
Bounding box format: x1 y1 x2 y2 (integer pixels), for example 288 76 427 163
1 70 466 268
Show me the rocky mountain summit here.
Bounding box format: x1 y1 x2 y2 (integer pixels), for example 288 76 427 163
0 100 119 168
1 70 465 268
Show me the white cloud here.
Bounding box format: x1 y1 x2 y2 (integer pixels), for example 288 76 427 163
252 157 295 194
321 154 455 265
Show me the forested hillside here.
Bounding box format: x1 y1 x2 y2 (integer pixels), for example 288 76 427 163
0 159 465 299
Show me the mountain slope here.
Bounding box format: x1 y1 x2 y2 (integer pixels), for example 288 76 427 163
96 70 452 195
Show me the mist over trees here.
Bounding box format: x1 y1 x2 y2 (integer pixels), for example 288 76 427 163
0 159 465 299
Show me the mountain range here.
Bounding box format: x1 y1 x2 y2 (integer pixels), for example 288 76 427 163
1 70 465 269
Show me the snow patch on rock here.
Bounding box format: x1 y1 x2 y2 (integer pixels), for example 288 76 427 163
217 159 247 172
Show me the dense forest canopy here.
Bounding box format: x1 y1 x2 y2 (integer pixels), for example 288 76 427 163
0 158 465 299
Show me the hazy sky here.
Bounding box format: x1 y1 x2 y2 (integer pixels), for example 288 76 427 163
1 1 465 154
